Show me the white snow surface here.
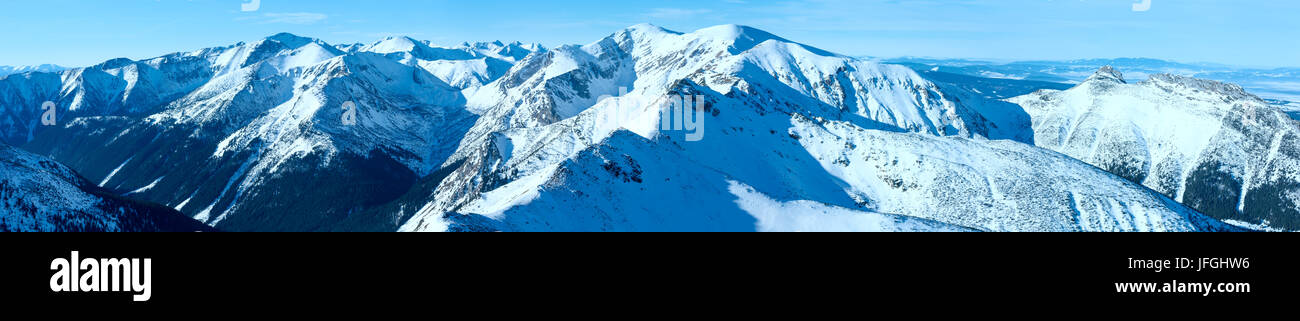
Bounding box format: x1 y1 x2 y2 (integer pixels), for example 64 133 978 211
728 180 976 232
398 25 1238 232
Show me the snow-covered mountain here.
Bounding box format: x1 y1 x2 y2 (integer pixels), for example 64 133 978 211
0 64 65 76
357 37 543 96
0 142 212 232
0 44 226 144
11 33 491 231
1009 67 1300 231
393 24 1233 232
0 25 1258 232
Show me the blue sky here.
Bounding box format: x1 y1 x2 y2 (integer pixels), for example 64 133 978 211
1 0 1297 68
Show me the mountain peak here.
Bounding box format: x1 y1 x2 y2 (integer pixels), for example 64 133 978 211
693 24 784 44
364 36 430 54
265 32 317 48
689 24 838 57
626 23 674 33
616 23 683 40
382 35 421 42
94 58 137 70
1086 65 1126 84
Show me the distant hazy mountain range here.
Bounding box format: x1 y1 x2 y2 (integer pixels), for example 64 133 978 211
883 57 1300 109
0 64 65 76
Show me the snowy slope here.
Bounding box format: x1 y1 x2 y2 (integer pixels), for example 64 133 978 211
412 131 975 232
402 77 1235 231
1009 67 1300 230
405 24 1031 230
788 114 1236 231
17 33 479 231
0 143 212 232
398 25 1236 232
462 24 1003 137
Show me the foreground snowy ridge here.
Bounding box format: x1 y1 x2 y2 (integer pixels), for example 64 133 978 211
0 143 211 232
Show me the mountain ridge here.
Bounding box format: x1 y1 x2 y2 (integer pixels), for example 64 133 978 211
0 26 1271 232
1009 65 1300 230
